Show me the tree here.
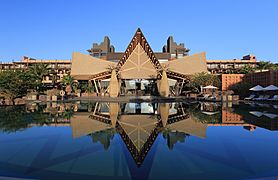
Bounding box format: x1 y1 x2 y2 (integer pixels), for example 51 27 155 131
61 75 75 95
0 105 50 133
29 63 49 80
229 81 253 99
270 64 278 70
28 63 50 92
237 65 256 74
79 81 95 93
256 61 272 70
254 61 278 71
0 70 36 100
62 106 75 120
186 72 220 92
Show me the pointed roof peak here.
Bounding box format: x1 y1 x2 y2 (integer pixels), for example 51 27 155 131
116 28 162 74
136 27 142 33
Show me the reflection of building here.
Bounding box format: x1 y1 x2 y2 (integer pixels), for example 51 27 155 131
162 131 188 150
215 105 255 130
222 108 244 124
117 115 162 165
87 102 204 165
89 129 115 150
245 118 278 131
10 102 278 138
70 112 111 138
22 101 278 166
235 104 278 131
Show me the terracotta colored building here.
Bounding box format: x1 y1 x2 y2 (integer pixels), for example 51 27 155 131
221 74 245 91
221 70 278 91
244 70 278 87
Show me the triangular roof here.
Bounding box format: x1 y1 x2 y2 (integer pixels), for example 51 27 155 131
167 116 207 138
70 112 111 138
118 115 158 151
162 52 207 75
116 28 162 79
71 52 116 80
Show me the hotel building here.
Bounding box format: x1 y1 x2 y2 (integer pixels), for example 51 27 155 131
0 56 71 85
207 54 257 74
0 28 262 96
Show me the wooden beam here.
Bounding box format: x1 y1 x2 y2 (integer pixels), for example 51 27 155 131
93 102 98 115
104 85 109 93
179 79 185 95
97 80 102 95
93 80 99 94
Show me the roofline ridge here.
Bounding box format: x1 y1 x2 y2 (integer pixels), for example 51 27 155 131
116 28 162 76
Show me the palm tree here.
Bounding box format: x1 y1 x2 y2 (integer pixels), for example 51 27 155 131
256 61 272 71
237 65 256 74
29 63 50 92
61 75 74 95
29 63 49 80
187 72 220 93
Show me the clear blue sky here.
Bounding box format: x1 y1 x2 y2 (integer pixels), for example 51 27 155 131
0 0 277 62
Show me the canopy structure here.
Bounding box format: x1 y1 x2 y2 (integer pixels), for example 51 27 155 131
70 28 208 97
263 85 278 91
249 85 264 91
203 85 218 89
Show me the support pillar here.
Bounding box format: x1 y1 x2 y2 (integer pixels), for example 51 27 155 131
109 70 119 97
159 103 170 127
157 70 169 97
109 103 119 128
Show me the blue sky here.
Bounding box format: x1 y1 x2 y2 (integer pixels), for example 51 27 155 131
0 0 277 62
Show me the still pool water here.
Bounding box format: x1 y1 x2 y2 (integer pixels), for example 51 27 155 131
0 101 278 180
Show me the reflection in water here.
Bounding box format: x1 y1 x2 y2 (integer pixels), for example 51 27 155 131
162 131 188 150
87 102 225 165
1 102 278 165
89 129 116 150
